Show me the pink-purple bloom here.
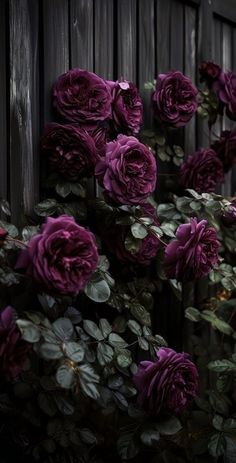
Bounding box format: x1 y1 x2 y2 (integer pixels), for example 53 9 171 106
179 148 224 193
211 129 236 173
52 68 112 123
152 71 198 127
133 347 198 415
95 134 157 205
17 216 98 295
164 218 220 281
213 71 236 120
108 80 143 135
0 306 30 380
221 204 236 227
41 123 98 181
199 61 221 87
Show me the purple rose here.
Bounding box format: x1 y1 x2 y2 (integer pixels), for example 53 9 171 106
133 347 198 415
0 227 8 244
102 204 160 265
152 71 198 127
211 129 236 172
164 218 220 281
179 148 224 193
83 123 109 157
52 68 112 123
95 134 157 205
17 216 98 295
108 80 143 135
199 61 221 87
0 306 30 380
221 203 236 227
213 71 236 120
41 123 98 181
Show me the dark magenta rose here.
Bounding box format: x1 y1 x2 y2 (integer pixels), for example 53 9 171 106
16 216 98 295
102 204 160 265
52 68 112 123
108 80 143 135
221 203 236 227
0 306 30 380
133 347 198 415
41 123 98 181
179 148 224 193
164 218 220 281
83 123 109 157
0 227 8 242
152 71 198 127
213 71 236 120
95 134 157 205
211 129 236 172
199 61 221 87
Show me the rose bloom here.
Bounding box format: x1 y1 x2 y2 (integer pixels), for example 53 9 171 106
211 129 236 172
95 134 157 205
221 203 236 227
0 227 8 245
102 204 160 265
152 71 198 127
0 306 30 380
213 71 236 120
164 218 220 281
84 123 109 157
199 61 221 87
52 68 112 123
17 216 98 295
108 80 143 135
133 347 198 415
41 123 98 181
179 148 224 193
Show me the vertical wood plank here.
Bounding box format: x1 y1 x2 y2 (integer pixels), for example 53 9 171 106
212 18 222 145
184 5 197 154
94 0 113 79
138 0 155 127
43 0 69 123
0 0 8 214
222 22 233 196
9 0 40 225
70 0 94 71
232 27 236 194
156 0 171 73
170 0 184 71
117 0 137 82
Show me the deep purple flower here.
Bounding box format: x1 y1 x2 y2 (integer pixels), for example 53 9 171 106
52 68 112 123
152 71 198 127
133 347 198 415
0 306 30 380
213 71 236 120
211 129 236 172
17 216 98 295
0 227 8 244
41 123 98 181
164 218 220 281
95 134 157 205
84 123 109 157
221 203 236 227
179 148 224 193
102 204 160 265
199 61 221 87
108 80 143 135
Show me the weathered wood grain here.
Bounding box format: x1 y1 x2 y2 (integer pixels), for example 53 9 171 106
156 0 171 73
0 0 8 215
117 0 137 82
70 0 94 71
184 4 197 154
9 0 40 225
94 0 114 79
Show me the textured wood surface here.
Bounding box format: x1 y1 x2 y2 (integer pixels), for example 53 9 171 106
0 0 7 215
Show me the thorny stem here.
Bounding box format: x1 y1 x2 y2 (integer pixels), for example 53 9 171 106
6 236 27 247
135 217 168 247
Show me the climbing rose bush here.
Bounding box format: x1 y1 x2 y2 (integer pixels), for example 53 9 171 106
95 134 157 205
164 218 220 281
152 70 198 127
17 215 98 295
133 347 198 415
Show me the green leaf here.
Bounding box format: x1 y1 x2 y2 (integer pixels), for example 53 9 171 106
0 220 18 237
38 392 57 417
201 310 217 323
108 333 128 349
34 198 58 216
55 182 72 198
131 304 151 327
157 203 179 220
155 416 182 435
16 319 41 343
208 433 226 457
124 233 142 254
116 350 132 368
185 307 201 322
160 222 176 238
85 277 110 303
138 337 149 350
0 199 11 216
22 225 40 241
79 364 100 383
117 426 139 460
40 343 63 360
79 428 97 444
79 379 100 400
190 200 202 211
213 415 224 431
53 395 74 416
97 342 114 366
70 183 86 197
64 342 85 362
140 428 160 446
131 222 148 239
52 318 74 341
127 320 142 336
83 320 104 341
99 318 112 338
208 360 236 373
56 364 75 389
213 318 233 336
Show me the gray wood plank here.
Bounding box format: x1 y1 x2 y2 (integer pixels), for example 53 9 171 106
9 0 40 225
222 22 233 196
43 0 69 122
213 0 236 25
156 0 171 73
0 0 8 215
138 0 155 127
70 0 94 71
184 4 197 154
170 0 184 71
117 0 137 82
94 0 113 79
